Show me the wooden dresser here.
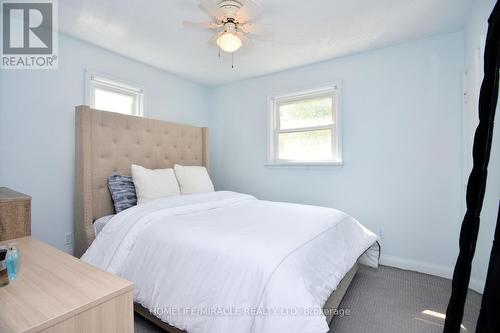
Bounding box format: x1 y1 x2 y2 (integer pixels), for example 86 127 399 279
0 187 31 241
0 237 134 333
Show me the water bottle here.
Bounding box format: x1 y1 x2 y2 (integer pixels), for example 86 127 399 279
6 243 19 281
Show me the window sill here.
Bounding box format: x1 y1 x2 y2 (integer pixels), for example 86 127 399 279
265 161 344 169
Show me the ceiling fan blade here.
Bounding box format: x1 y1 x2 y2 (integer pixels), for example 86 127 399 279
235 0 263 23
183 20 222 31
239 22 269 35
238 35 257 54
245 32 274 42
236 31 253 47
238 23 273 42
199 0 224 21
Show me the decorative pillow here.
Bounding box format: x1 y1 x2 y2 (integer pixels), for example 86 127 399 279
131 164 180 204
107 174 137 213
174 164 214 194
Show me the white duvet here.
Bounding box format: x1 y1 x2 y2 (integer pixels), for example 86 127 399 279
82 191 378 333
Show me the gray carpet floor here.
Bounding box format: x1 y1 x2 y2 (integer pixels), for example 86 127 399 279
134 265 481 333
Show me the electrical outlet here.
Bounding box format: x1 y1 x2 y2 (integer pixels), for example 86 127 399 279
64 232 72 245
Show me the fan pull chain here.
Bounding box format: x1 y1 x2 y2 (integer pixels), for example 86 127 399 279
218 44 221 58
231 52 234 69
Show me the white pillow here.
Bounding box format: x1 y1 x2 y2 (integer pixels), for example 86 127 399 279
174 164 214 194
131 164 180 204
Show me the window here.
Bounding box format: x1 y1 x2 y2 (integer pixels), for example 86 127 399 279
268 84 342 166
86 72 143 116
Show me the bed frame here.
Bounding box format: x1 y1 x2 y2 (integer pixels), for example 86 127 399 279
74 105 209 257
74 106 357 331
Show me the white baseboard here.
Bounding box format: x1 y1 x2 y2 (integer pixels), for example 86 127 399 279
379 254 485 294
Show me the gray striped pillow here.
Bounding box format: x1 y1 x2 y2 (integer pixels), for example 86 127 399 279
108 174 137 213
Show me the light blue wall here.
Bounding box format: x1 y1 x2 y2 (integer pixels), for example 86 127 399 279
462 0 499 292
0 34 209 253
210 32 472 287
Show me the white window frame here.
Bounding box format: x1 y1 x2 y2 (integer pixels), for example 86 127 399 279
85 70 144 116
267 83 343 167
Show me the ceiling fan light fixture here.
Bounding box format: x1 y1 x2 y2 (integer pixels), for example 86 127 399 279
216 31 242 53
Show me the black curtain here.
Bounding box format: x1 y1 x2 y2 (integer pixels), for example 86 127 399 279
444 2 500 332
476 202 500 332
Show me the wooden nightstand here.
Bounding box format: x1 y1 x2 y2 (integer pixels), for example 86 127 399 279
0 187 31 241
0 237 134 333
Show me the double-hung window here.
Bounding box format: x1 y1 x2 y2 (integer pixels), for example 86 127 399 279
86 72 144 116
268 84 342 166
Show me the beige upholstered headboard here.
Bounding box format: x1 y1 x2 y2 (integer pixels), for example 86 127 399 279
74 106 209 257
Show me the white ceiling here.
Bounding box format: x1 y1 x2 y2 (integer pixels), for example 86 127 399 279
59 0 472 86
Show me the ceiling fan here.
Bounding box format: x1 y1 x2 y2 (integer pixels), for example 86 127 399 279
183 0 265 62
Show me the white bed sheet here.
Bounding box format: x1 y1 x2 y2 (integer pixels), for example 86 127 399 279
93 214 114 236
82 191 378 333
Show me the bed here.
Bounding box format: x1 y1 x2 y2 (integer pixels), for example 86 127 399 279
74 106 379 333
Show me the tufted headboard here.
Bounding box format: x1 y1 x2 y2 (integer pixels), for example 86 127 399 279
74 105 209 257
